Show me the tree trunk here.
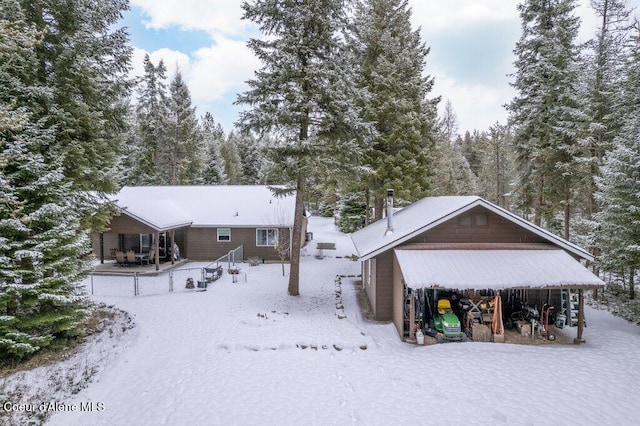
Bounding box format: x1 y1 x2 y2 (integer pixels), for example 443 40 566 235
575 289 585 344
287 170 305 296
630 269 635 300
374 195 384 221
365 187 370 225
534 174 544 227
564 185 570 241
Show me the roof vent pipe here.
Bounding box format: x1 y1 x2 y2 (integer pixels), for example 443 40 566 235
385 189 394 236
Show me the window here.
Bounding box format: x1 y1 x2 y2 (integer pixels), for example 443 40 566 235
256 228 278 246
475 214 488 226
217 228 231 242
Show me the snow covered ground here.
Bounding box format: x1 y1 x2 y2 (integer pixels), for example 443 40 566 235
3 216 640 425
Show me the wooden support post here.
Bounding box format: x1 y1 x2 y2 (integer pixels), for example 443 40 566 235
155 231 160 271
170 229 175 265
100 233 105 264
409 294 415 342
574 289 585 344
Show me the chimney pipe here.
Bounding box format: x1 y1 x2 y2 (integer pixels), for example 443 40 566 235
385 189 394 236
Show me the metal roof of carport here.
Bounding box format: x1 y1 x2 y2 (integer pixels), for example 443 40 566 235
395 249 605 291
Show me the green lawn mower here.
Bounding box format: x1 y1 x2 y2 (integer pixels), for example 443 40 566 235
426 298 467 343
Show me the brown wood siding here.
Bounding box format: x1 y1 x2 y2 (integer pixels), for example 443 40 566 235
91 233 119 261
392 254 405 338
405 206 548 245
373 250 394 321
186 227 291 261
107 213 157 234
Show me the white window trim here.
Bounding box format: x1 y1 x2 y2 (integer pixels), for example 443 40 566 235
256 228 278 247
217 227 231 242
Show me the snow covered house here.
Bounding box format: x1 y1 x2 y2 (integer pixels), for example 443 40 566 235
350 192 604 342
91 186 305 269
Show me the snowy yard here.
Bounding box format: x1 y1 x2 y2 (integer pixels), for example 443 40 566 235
2 216 640 425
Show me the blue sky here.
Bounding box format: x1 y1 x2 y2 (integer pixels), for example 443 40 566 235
124 0 639 136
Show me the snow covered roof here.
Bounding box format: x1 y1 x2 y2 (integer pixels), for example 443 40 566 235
395 249 605 290
350 196 594 262
112 186 296 231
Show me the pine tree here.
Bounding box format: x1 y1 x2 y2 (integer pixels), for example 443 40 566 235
166 68 204 184
201 113 226 184
234 131 265 184
455 131 482 177
431 128 477 196
594 22 640 300
350 0 438 219
575 0 632 247
220 134 243 184
337 192 367 233
1 11 90 362
507 0 583 239
237 0 362 296
475 124 518 208
439 100 459 142
15 0 132 229
132 55 170 185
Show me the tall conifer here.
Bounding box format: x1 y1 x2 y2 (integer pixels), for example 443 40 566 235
507 0 582 239
237 0 362 296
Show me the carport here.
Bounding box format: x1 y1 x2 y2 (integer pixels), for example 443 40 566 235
393 246 606 344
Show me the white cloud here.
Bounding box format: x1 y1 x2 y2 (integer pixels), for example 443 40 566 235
131 0 248 35
409 0 516 31
433 74 515 134
188 37 260 104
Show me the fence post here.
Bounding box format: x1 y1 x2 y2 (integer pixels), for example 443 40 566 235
228 250 232 269
169 271 174 293
90 274 94 295
134 273 139 296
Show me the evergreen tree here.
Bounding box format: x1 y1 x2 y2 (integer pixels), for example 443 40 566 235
220 134 243 184
132 55 170 185
455 130 482 177
350 0 438 220
575 0 632 246
431 130 477 196
166 68 204 184
233 131 264 184
1 11 90 362
201 112 226 184
439 99 459 143
475 124 518 208
15 0 132 229
337 192 367 233
594 22 640 300
237 0 362 296
507 0 583 239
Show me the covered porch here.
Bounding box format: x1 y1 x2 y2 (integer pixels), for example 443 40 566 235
93 208 192 271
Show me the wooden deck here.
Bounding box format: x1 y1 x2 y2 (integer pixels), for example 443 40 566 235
92 259 191 276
